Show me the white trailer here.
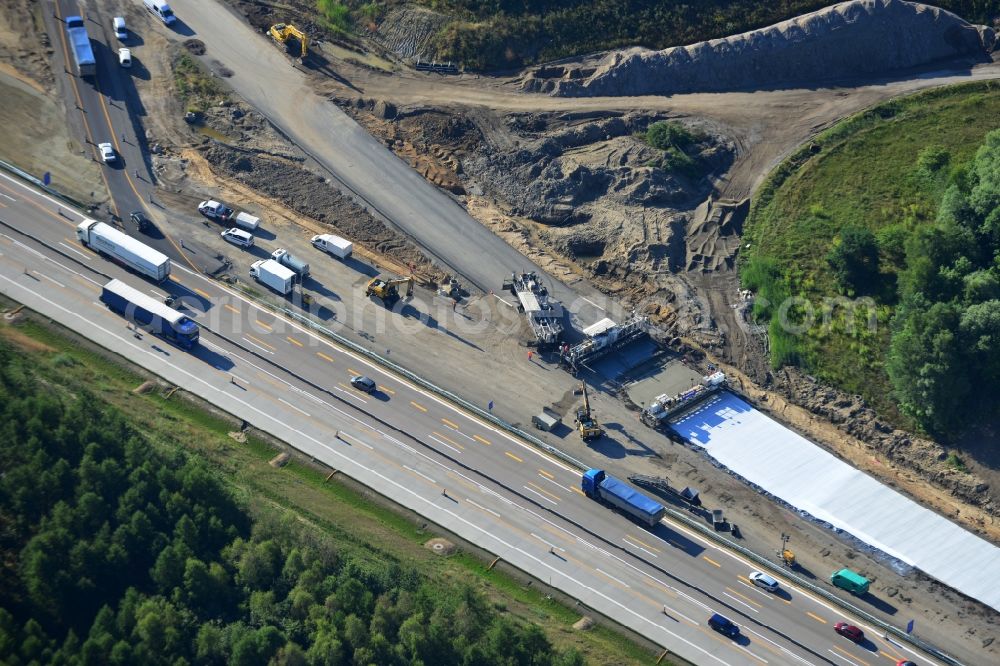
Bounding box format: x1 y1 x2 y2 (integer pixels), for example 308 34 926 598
76 219 170 282
311 233 353 259
250 259 295 295
234 212 260 231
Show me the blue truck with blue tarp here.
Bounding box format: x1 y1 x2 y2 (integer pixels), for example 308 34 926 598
65 16 96 78
582 469 666 527
100 279 199 349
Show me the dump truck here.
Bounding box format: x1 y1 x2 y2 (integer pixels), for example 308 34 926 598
831 568 870 595
311 233 352 260
271 249 310 280
76 219 170 282
65 16 96 78
582 469 666 528
249 259 295 295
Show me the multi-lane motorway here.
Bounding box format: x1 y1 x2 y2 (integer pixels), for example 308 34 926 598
0 170 936 666
13 1 958 663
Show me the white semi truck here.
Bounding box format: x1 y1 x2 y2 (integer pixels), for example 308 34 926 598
76 219 170 282
250 259 295 295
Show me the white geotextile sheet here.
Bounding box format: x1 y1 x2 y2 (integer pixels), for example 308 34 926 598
670 392 1000 613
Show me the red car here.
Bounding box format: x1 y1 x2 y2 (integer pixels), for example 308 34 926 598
834 622 864 643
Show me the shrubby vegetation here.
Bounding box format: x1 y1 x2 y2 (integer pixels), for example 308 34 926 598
741 81 1000 427
0 340 583 665
408 1 1000 70
643 120 708 179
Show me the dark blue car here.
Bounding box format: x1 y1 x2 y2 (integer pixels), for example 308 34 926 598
708 613 740 638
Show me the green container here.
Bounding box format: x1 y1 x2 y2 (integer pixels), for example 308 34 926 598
831 568 870 594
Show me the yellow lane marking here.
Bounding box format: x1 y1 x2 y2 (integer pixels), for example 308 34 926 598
473 434 491 445
526 481 560 502
348 368 360 376
338 382 352 392
286 336 304 347
625 534 661 553
504 451 523 463
169 275 181 283
805 611 827 624
572 487 585 496
702 556 721 568
538 469 554 479
224 304 240 314
245 333 275 350
410 401 428 412
317 352 335 363
431 431 462 448
378 385 395 395
255 319 272 330
725 587 762 608
879 652 897 662
441 417 460 429
193 287 211 299
832 645 869 666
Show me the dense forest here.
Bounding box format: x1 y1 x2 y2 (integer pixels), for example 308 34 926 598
0 340 583 665
886 129 1000 435
411 0 1000 70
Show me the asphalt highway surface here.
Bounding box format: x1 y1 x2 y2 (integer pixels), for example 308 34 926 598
0 170 939 666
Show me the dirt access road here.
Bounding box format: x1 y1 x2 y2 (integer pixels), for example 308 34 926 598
163 0 614 331
323 56 1000 203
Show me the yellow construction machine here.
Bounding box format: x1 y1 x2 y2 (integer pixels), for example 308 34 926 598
268 23 308 60
365 275 414 308
575 383 604 441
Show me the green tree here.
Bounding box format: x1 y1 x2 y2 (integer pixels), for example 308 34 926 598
826 225 880 293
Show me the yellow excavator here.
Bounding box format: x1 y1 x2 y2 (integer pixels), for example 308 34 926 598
365 275 414 308
575 383 604 441
268 23 308 60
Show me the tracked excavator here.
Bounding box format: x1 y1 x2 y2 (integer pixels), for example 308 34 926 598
268 23 308 60
365 275 414 308
575 383 604 441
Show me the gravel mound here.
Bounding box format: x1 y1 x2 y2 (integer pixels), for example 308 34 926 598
544 0 994 97
374 5 451 61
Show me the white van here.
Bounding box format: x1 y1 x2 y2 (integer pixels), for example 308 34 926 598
221 228 254 248
143 0 177 26
113 17 127 41
311 233 352 259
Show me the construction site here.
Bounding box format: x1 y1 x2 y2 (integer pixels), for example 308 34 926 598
1 0 999 662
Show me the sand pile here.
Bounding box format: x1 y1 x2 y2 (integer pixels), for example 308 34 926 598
541 0 994 97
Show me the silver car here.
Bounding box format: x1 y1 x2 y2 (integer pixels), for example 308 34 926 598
98 142 116 163
749 571 780 592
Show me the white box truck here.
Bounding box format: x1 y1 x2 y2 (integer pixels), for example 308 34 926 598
250 259 295 295
76 219 170 282
311 233 352 260
144 0 176 26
